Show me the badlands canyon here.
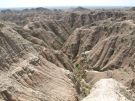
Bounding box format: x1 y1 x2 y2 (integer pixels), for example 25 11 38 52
0 7 135 101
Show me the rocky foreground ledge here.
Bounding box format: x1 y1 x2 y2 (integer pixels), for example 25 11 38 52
82 79 134 101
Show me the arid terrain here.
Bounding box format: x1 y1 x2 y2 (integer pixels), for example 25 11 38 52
0 7 135 101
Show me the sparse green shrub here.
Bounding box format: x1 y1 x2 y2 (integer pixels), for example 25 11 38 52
73 63 91 97
75 63 80 69
0 23 5 30
79 79 92 96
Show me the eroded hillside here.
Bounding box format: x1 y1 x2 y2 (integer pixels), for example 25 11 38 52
0 7 135 101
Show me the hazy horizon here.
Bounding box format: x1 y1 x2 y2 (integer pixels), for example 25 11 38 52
0 0 134 8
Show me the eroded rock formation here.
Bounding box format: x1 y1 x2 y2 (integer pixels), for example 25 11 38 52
0 7 135 101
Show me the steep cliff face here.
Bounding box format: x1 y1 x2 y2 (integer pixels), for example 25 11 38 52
63 20 135 71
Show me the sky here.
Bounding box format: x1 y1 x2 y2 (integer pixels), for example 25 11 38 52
0 0 135 8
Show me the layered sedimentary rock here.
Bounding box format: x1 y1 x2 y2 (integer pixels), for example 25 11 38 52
63 20 135 72
0 7 135 101
63 19 135 94
0 22 78 101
